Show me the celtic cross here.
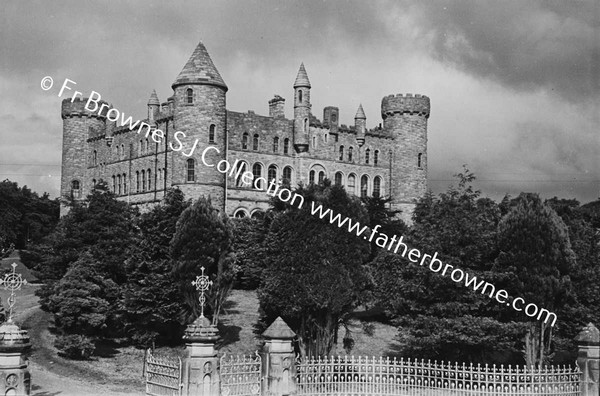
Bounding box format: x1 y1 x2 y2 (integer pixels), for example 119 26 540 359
191 266 212 318
0 263 28 323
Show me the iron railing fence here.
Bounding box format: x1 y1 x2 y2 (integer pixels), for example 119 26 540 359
220 352 263 396
296 356 582 396
145 348 183 396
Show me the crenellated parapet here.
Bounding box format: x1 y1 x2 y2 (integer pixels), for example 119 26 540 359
381 93 430 119
61 98 108 120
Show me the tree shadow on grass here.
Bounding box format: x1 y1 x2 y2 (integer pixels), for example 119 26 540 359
221 299 240 316
216 323 241 348
92 338 120 358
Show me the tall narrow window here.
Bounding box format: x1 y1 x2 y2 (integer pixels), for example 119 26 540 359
348 147 353 162
117 175 122 195
283 138 289 154
268 165 277 183
93 150 97 166
334 172 343 186
71 180 80 198
253 134 259 150
136 171 140 192
309 170 315 184
209 124 216 144
123 173 127 194
298 90 303 103
339 146 344 161
283 166 292 184
304 118 308 133
235 162 248 187
147 169 152 190
92 179 96 187
141 170 146 191
186 88 193 104
71 180 80 190
252 163 263 189
145 138 149 153
318 171 325 184
374 150 379 166
187 159 195 182
112 175 116 193
365 149 370 165
140 139 143 155
361 175 369 198
242 132 249 150
312 136 316 148
418 153 423 168
347 174 356 195
273 137 279 153
373 177 381 198
121 144 125 159
158 169 162 183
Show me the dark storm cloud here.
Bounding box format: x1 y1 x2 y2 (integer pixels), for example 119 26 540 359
409 0 600 103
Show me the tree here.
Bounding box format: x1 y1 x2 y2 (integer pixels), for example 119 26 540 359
230 217 269 289
495 193 575 366
121 188 190 346
170 196 235 325
257 182 371 357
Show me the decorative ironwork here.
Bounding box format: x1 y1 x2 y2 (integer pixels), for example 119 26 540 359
145 348 182 396
296 356 582 395
191 266 212 318
0 262 28 323
221 352 262 396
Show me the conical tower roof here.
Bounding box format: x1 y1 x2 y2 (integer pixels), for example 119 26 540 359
172 41 228 91
294 63 311 88
355 104 366 119
148 90 160 105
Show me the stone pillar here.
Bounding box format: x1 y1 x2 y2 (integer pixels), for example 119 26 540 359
182 316 220 396
0 321 31 395
261 317 296 396
576 322 599 396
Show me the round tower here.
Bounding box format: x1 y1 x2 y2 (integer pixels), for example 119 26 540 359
147 89 160 122
381 93 430 222
293 63 311 153
171 41 228 211
60 98 107 216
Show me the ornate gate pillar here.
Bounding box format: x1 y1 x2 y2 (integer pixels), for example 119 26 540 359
182 316 220 396
576 322 599 396
261 317 296 396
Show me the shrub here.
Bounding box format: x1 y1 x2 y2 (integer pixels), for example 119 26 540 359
55 334 95 359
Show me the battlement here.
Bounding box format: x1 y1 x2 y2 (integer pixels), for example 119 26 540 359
61 98 108 120
381 93 430 119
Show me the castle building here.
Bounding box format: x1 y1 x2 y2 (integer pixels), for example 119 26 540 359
60 42 430 222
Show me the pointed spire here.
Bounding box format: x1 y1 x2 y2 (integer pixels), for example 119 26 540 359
355 104 366 119
294 63 311 88
148 90 160 106
172 41 228 91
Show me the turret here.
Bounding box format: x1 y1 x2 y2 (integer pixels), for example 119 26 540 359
354 104 366 147
293 63 311 153
171 41 228 211
381 93 430 222
147 90 160 122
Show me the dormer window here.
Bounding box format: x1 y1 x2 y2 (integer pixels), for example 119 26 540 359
186 88 193 104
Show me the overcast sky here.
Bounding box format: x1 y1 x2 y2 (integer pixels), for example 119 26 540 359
1 0 599 204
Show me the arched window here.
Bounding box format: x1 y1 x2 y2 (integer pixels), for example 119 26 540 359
187 159 195 182
123 173 127 194
158 168 162 183
283 166 292 184
234 209 248 218
298 90 303 103
147 169 151 190
418 153 423 168
268 165 277 184
361 175 369 198
209 124 216 144
235 162 248 187
348 147 353 162
253 134 259 150
374 150 379 166
283 138 290 154
318 171 325 184
117 174 122 195
309 170 315 184
71 180 80 190
139 139 143 155
334 172 343 186
186 88 193 104
121 144 125 159
93 150 97 166
365 149 370 165
136 171 140 192
273 137 279 153
304 118 308 133
252 163 263 189
347 174 356 195
312 136 316 148
145 138 149 153
71 179 81 198
339 146 344 161
242 132 249 150
112 175 116 193
141 170 146 191
373 176 382 198
251 210 263 219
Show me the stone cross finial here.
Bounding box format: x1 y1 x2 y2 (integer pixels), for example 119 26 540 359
191 266 213 318
0 263 28 323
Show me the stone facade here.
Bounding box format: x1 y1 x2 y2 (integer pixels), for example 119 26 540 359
60 41 430 222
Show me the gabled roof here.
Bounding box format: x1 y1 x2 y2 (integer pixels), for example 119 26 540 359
294 63 311 89
172 41 228 91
